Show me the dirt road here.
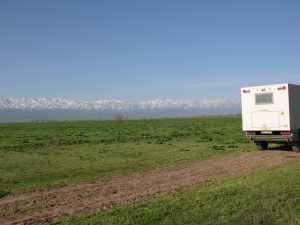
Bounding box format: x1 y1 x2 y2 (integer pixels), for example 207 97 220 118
1 150 299 224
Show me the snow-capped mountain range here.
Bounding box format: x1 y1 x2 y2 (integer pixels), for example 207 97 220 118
0 97 240 111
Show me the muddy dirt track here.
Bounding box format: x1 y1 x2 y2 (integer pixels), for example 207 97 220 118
0 150 300 225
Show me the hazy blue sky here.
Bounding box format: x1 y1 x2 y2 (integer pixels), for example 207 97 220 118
0 0 299 100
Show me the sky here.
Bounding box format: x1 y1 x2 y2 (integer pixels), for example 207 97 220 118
0 0 299 101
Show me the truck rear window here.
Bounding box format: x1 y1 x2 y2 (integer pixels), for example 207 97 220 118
255 93 273 105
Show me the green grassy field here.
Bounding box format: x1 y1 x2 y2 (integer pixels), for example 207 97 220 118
0 116 252 195
61 160 300 225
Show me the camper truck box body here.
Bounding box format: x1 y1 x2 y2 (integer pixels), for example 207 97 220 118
241 83 300 151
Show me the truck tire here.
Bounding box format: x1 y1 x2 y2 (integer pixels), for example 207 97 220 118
292 131 300 152
292 144 300 152
256 142 268 151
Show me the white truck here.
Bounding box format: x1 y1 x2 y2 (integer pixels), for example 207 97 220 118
241 83 300 152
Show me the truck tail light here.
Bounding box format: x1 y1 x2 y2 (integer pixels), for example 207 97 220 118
246 131 255 135
280 131 291 135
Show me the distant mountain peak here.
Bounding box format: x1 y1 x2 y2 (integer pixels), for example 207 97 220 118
0 97 240 111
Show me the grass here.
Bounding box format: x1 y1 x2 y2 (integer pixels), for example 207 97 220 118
0 116 253 195
60 160 300 225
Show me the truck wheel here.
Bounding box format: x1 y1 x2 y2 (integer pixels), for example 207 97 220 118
292 144 300 152
292 130 300 152
256 142 268 151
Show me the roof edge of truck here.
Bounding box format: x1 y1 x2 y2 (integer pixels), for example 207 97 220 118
241 83 299 89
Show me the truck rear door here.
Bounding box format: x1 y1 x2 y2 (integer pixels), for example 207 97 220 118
251 92 280 129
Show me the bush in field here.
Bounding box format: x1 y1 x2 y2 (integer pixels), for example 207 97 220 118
114 113 125 123
198 135 213 143
211 145 225 151
0 190 10 198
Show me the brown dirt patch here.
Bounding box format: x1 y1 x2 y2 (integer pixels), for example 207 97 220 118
0 150 299 224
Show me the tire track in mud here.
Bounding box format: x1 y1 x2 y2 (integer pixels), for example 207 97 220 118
0 150 299 224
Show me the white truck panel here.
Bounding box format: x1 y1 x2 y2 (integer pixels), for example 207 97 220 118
288 84 300 130
241 83 298 131
251 111 279 128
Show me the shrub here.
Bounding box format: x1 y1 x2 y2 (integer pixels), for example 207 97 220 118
0 190 10 198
